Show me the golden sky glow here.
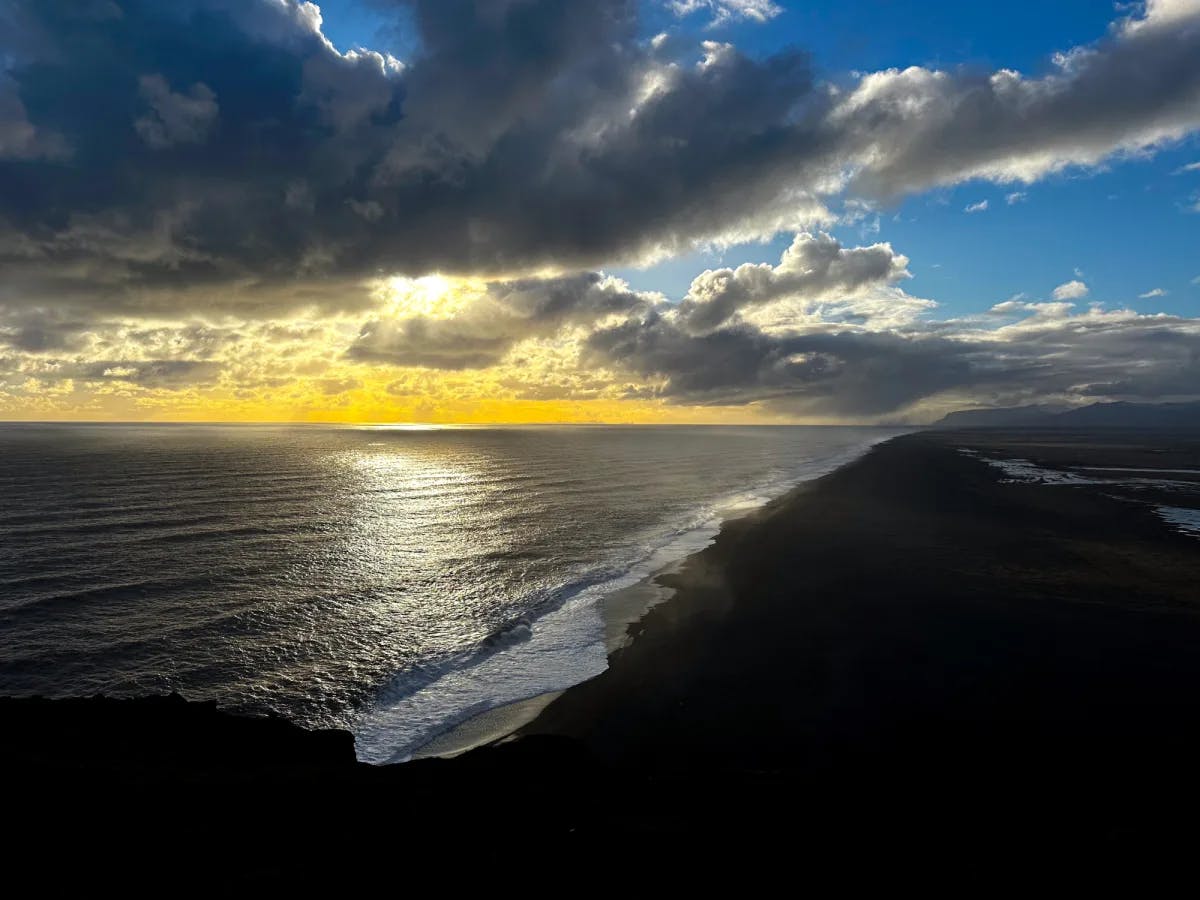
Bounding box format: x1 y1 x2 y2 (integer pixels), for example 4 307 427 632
0 381 802 426
0 273 817 425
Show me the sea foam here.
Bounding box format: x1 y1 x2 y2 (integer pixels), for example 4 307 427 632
353 434 897 764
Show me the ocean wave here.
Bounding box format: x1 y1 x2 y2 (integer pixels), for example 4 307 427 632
352 432 898 765
1156 506 1200 538
962 452 1200 492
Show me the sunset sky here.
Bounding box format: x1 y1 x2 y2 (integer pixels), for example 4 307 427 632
1 0 1199 423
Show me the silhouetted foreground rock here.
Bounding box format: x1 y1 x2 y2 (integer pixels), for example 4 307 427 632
1 693 355 769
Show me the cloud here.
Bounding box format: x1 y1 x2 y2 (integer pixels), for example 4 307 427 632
964 200 989 213
318 376 360 395
0 74 67 160
580 295 1200 418
347 272 651 369
14 357 225 389
134 74 218 149
1053 280 1090 300
4 227 1200 422
1174 161 1200 173
989 299 1075 319
835 0 1200 197
676 232 910 333
4 1 1200 423
1006 191 1028 204
86 359 223 388
1121 0 1200 35
583 314 975 414
668 1 784 26
0 0 1196 319
331 234 1200 420
1139 287 1169 298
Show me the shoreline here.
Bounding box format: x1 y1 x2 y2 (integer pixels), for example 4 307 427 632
409 571 679 759
358 428 905 762
516 428 1200 772
8 427 1200 871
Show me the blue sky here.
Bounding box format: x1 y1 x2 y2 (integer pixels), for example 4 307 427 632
319 0 1200 318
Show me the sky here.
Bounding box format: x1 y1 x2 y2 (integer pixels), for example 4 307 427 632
0 0 1198 424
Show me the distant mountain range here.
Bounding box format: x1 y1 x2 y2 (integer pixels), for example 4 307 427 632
932 401 1200 429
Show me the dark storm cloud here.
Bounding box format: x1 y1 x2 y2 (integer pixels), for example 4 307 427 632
584 311 978 414
133 74 219 149
0 0 1194 318
998 311 1200 401
340 1 825 277
582 306 1200 417
0 308 93 352
0 0 405 313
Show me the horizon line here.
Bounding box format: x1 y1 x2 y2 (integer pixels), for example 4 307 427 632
0 418 907 428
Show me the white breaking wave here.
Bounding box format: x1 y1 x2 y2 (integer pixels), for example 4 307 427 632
1156 506 1200 538
960 452 1100 485
959 448 1200 543
1080 467 1200 476
961 451 1200 491
353 432 898 764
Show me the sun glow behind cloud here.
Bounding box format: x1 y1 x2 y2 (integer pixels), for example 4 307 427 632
379 275 479 318
0 266 797 424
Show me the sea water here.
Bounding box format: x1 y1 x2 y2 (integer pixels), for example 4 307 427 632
0 423 900 761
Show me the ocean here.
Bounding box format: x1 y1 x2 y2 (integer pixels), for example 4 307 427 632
0 423 901 762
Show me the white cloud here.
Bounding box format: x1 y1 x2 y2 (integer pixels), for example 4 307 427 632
989 299 1075 319
964 199 989 213
835 0 1200 198
1121 0 1200 35
1053 280 1090 300
1005 192 1028 204
668 0 783 26
678 232 911 333
1174 161 1200 173
1140 287 1169 298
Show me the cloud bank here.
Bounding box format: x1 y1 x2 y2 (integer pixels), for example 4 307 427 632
1 0 1199 421
1 0 1198 308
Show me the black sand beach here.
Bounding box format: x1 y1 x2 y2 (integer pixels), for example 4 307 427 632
9 429 1200 876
